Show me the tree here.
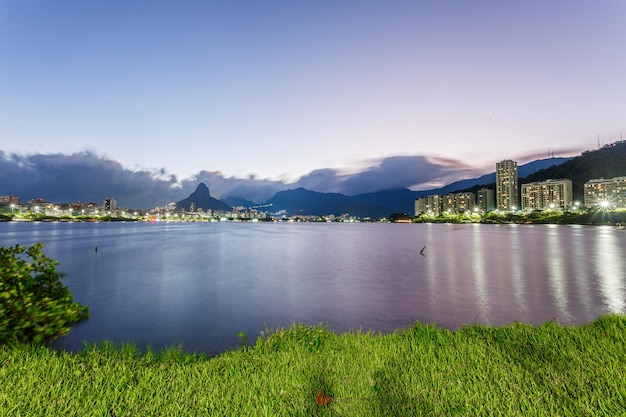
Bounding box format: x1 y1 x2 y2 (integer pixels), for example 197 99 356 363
0 243 89 344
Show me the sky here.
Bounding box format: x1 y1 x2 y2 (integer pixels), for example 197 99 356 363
1 1 625 208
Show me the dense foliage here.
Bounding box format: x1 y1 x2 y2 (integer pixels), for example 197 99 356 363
413 208 626 225
522 140 626 198
455 140 626 201
0 243 89 344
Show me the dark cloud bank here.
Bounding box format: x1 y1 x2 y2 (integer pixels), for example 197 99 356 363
0 151 485 209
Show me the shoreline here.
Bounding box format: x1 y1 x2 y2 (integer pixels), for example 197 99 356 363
2 315 625 415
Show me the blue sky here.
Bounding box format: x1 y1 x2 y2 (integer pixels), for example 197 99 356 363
1 1 625 207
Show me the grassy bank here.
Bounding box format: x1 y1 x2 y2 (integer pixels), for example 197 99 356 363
1 316 625 416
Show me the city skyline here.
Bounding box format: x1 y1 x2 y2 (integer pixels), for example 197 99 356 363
4 144 626 217
1 1 624 195
0 149 575 210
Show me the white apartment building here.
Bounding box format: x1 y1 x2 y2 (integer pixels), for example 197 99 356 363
103 197 117 212
521 179 573 211
496 160 518 210
414 194 442 216
584 177 626 209
443 192 476 213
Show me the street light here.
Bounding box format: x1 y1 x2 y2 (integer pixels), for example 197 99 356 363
10 204 15 215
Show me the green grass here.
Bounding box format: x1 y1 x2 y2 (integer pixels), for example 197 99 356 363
1 315 625 416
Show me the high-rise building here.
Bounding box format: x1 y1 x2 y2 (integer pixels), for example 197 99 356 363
443 192 475 213
521 179 573 211
103 197 117 212
496 160 518 210
414 195 442 216
584 177 626 209
477 188 495 212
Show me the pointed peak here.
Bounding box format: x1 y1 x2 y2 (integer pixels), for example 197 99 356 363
193 183 210 196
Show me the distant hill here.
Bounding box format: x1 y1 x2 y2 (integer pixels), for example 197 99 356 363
261 158 571 217
349 158 570 215
520 141 626 199
432 157 571 196
182 144 624 217
221 196 257 208
350 188 424 216
176 183 232 212
265 187 391 219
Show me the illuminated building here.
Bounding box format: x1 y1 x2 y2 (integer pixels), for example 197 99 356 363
496 160 518 210
0 195 21 204
443 192 475 213
521 179 573 211
414 194 442 216
103 197 117 212
477 188 494 212
584 177 626 209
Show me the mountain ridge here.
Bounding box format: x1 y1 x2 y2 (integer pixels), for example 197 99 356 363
176 183 232 212
178 142 626 218
261 157 572 217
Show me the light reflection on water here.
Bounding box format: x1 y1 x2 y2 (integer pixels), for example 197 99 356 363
546 225 570 321
1 222 625 355
595 229 625 313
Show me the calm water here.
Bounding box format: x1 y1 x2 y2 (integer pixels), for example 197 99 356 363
2 222 625 354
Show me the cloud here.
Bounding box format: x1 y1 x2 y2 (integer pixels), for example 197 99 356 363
0 151 488 208
180 171 288 204
0 151 183 209
294 155 484 195
513 146 588 164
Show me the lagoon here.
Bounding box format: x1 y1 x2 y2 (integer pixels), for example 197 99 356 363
1 222 625 355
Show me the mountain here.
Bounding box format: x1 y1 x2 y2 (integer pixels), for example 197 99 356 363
520 141 626 199
221 196 257 208
432 157 571 195
265 187 391 219
351 188 424 216
349 157 571 215
176 183 232 212
216 143 626 218
262 158 573 217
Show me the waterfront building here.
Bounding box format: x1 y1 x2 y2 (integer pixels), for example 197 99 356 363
443 192 476 214
0 195 21 205
103 197 117 212
455 192 475 213
442 194 455 213
477 188 495 212
496 160 519 210
521 179 573 211
414 194 442 216
584 177 626 209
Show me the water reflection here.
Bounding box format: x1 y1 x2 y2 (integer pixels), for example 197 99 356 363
424 224 437 315
546 225 570 321
472 225 489 322
1 222 625 354
569 225 594 317
595 228 625 314
509 225 528 317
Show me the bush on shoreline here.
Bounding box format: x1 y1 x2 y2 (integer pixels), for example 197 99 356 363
0 243 89 344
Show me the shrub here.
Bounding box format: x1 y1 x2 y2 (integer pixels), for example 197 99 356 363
0 243 89 344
